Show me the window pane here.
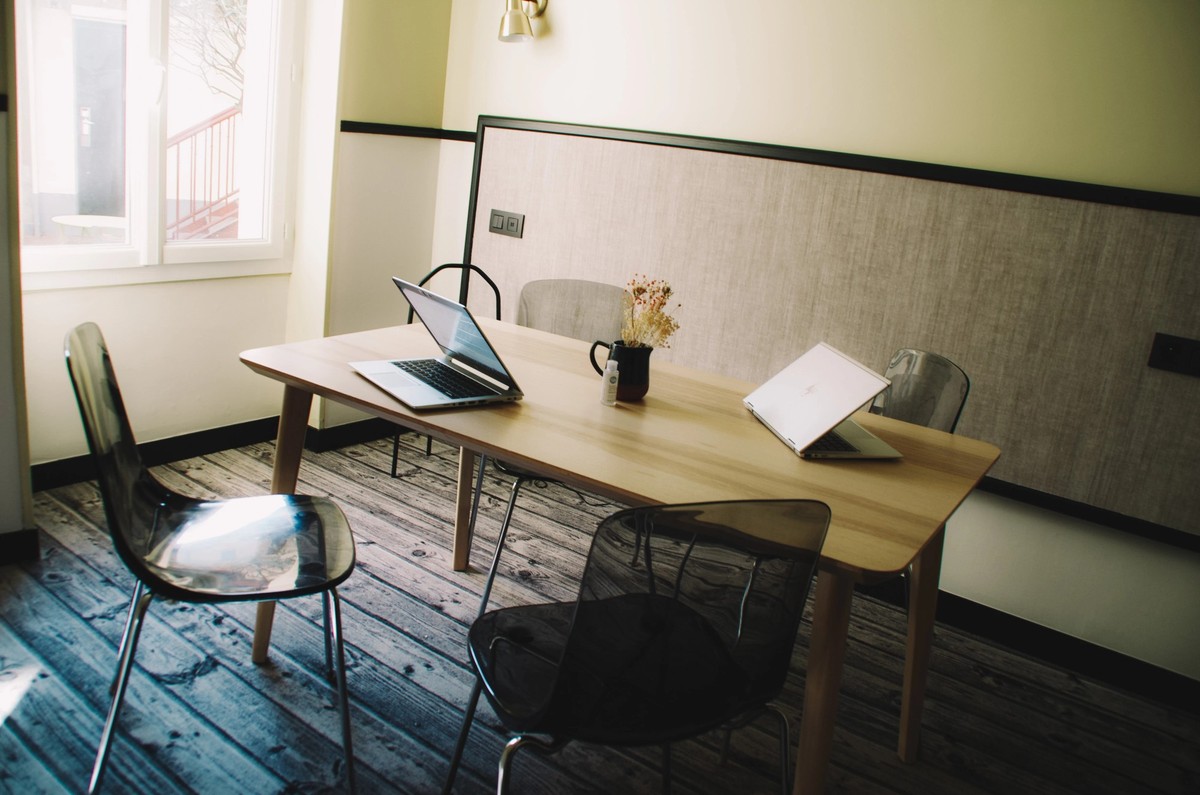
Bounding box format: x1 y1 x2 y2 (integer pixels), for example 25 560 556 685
17 0 288 272
17 1 130 248
166 0 271 243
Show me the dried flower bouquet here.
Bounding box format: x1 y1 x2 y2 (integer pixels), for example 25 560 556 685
621 275 680 349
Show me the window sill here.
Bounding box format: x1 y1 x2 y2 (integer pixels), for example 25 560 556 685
20 259 292 292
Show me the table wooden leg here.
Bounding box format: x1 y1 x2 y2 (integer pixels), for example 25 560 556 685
252 385 313 665
451 448 477 571
794 568 854 794
898 524 945 763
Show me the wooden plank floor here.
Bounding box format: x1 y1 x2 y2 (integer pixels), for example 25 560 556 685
2 434 1197 794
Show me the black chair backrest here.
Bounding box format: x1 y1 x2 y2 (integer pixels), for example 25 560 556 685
561 500 830 734
407 263 502 323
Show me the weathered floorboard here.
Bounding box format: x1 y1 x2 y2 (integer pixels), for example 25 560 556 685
0 434 1196 794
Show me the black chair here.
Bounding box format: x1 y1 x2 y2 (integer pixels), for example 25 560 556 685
444 499 831 795
390 263 503 475
467 278 626 617
64 322 358 794
870 348 970 433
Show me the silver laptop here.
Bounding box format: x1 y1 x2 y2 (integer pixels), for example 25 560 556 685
350 278 524 410
744 342 902 460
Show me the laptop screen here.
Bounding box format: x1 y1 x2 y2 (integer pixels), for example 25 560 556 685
395 279 512 385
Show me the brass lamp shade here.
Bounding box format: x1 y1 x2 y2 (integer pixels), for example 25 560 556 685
499 0 547 43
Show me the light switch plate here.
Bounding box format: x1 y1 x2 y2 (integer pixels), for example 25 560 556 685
489 209 524 239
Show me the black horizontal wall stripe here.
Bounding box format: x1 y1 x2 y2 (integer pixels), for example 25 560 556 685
339 120 475 142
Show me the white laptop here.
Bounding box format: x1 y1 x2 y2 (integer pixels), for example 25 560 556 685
350 278 524 410
744 342 902 460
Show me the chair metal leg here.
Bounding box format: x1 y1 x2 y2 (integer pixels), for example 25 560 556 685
769 704 791 795
391 430 402 478
497 734 561 795
109 582 145 695
327 589 357 794
89 587 153 795
661 743 672 795
477 475 529 619
466 455 490 555
322 591 334 682
442 678 483 795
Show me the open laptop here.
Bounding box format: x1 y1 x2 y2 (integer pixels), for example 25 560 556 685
349 278 523 410
744 342 902 460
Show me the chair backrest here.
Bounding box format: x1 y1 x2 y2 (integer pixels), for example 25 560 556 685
64 323 170 571
516 279 625 343
871 348 970 433
408 263 502 323
565 500 830 725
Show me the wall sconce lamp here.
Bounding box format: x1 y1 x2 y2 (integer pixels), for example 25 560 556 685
499 0 547 43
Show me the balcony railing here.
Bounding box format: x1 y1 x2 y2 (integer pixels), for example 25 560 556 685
165 106 240 240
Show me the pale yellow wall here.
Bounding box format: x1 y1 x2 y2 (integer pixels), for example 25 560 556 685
435 0 1200 679
443 0 1200 196
338 0 451 126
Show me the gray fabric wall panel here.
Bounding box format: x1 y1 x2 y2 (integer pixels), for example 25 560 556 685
469 125 1200 533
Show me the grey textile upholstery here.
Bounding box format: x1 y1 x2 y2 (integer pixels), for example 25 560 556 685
516 278 625 343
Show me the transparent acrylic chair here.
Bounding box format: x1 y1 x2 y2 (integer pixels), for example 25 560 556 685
443 499 830 795
65 322 358 794
868 347 969 608
467 278 626 617
870 348 970 433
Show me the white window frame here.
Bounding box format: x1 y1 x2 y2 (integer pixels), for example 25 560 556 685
17 0 301 290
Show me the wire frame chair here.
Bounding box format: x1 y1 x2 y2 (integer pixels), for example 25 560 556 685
65 322 358 794
390 263 503 474
444 499 831 795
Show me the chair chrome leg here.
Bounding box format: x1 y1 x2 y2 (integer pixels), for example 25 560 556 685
497 735 536 795
477 475 528 619
442 678 483 795
109 582 145 695
322 591 334 682
327 589 357 794
769 704 791 795
466 455 489 554
89 588 153 795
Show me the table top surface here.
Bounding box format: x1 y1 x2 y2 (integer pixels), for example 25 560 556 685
242 319 1000 579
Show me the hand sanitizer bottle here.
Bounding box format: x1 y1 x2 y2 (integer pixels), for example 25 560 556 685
601 359 620 406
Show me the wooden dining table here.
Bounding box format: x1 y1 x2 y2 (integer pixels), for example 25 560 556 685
240 318 1000 794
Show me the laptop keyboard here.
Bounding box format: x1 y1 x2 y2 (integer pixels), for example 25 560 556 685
394 359 496 399
805 430 861 454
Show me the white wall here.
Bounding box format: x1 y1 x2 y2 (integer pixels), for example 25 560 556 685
436 0 1200 679
22 277 291 461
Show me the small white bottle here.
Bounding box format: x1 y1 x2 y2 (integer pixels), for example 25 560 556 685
600 359 620 406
